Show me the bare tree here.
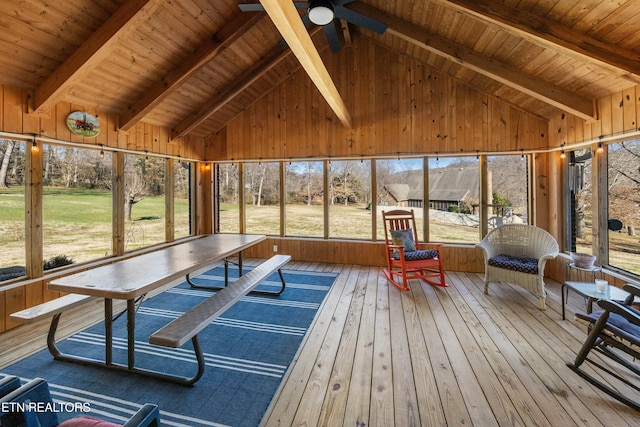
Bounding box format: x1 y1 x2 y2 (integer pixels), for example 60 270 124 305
0 139 14 188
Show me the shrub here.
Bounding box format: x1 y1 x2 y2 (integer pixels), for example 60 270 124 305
43 255 75 270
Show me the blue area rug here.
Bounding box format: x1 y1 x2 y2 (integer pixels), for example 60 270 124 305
1 266 337 427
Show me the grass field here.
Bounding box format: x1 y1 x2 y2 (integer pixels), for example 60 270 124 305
0 187 190 268
2 190 638 277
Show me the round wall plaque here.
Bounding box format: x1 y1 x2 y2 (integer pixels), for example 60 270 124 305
66 111 100 138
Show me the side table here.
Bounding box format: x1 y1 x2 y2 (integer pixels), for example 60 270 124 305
561 280 633 320
565 262 602 282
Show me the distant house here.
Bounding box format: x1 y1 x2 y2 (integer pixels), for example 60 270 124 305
383 165 486 211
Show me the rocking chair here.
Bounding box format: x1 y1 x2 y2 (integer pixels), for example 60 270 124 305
567 283 640 411
382 209 447 291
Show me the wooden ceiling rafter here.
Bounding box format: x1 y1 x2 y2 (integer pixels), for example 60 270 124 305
350 3 596 121
172 44 292 139
441 0 640 84
257 0 352 128
118 12 265 132
32 0 164 115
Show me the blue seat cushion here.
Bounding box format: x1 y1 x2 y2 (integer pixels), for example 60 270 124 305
393 249 439 261
582 308 640 345
488 254 538 274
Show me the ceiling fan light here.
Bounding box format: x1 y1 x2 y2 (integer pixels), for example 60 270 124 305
309 0 334 26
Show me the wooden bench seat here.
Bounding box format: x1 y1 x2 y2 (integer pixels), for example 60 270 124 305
148 254 291 384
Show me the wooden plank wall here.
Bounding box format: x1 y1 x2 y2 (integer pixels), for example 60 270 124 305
214 40 549 161
549 85 640 149
0 85 205 158
0 84 207 332
547 84 640 286
241 238 485 273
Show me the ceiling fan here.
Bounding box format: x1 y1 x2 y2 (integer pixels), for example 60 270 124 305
238 0 388 53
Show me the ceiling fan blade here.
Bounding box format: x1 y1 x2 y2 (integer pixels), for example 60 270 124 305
334 6 387 34
323 22 341 53
238 2 309 12
238 3 265 12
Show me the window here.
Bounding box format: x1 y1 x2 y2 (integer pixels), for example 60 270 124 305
245 162 280 235
487 155 529 228
174 159 192 239
42 144 113 265
286 161 323 237
123 154 165 251
0 139 26 282
217 163 239 233
428 157 479 243
376 158 423 240
328 160 371 239
607 140 640 275
565 147 593 254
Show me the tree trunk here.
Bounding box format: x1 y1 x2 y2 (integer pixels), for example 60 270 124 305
0 140 14 188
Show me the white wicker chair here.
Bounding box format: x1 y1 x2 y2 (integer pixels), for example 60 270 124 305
477 224 559 310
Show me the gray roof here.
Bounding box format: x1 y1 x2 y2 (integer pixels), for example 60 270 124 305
384 165 480 203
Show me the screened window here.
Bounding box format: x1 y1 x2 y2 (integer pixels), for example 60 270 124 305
428 157 479 243
217 163 239 233
42 144 113 265
565 147 593 254
245 162 280 235
329 160 371 239
487 155 529 228
607 140 640 275
174 159 192 239
0 139 26 282
123 154 165 251
376 158 423 240
286 161 323 237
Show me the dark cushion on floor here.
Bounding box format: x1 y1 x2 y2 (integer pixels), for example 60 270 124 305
488 254 538 274
393 249 439 261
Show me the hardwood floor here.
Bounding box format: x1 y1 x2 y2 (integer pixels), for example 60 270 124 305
1 262 638 426
261 263 639 426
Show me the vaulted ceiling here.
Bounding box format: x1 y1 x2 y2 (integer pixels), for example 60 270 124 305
2 0 640 141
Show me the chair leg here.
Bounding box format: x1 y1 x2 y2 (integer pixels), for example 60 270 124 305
382 268 409 292
539 297 545 310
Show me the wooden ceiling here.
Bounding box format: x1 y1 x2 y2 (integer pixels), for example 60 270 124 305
2 0 640 141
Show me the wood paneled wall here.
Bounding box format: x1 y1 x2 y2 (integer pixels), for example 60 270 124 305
549 85 640 150
0 85 205 159
547 83 640 285
211 40 549 161
242 238 485 273
0 84 208 332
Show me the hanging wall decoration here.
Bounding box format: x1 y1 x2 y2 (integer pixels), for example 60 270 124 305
66 111 100 138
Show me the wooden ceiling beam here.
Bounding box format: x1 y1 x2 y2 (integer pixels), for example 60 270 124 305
172 45 292 139
173 25 324 139
258 0 352 128
349 3 595 121
118 12 264 132
441 0 640 84
32 0 164 115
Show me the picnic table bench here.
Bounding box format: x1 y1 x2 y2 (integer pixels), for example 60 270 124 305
9 234 279 385
149 254 291 384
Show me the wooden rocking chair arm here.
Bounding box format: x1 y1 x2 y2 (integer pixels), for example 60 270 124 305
623 283 640 298
597 300 640 327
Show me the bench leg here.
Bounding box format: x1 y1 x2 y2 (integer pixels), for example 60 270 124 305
187 254 243 290
46 300 204 386
188 261 286 297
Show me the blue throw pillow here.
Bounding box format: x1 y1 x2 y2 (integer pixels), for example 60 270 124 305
390 229 416 257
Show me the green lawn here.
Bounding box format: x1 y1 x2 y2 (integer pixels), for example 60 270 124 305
0 187 190 268
2 191 638 277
